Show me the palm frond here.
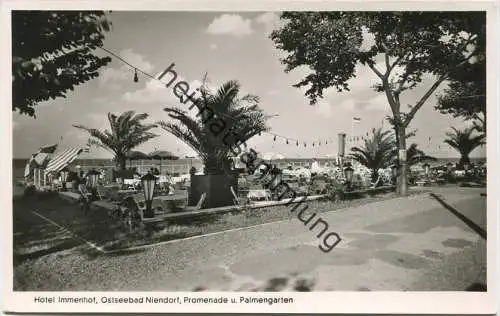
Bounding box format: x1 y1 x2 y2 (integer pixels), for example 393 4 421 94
158 79 270 174
72 111 158 170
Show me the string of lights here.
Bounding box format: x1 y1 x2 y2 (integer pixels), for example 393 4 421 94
95 46 479 150
97 46 347 147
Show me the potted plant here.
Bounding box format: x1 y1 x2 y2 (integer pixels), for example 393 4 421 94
157 79 270 209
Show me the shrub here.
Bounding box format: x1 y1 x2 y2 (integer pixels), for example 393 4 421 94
23 184 36 197
37 189 58 201
325 179 345 202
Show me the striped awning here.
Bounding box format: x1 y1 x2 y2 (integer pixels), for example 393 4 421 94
45 147 83 174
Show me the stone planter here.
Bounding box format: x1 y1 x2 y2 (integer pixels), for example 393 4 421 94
189 172 238 209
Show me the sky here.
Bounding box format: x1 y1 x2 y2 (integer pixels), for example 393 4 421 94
12 11 486 160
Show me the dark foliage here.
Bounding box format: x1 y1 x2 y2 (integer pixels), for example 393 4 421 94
12 11 112 117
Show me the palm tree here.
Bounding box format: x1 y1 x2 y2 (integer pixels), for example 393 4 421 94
157 79 270 175
444 126 486 167
405 143 437 167
349 127 394 182
73 111 158 171
472 113 486 136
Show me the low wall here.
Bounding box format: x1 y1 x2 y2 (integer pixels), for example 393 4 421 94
58 191 327 221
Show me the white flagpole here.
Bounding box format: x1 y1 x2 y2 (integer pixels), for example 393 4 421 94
37 169 41 188
351 118 356 164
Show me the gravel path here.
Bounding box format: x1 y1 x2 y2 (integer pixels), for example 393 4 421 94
13 187 486 291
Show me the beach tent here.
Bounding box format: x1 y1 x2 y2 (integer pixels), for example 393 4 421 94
24 144 58 179
45 147 85 176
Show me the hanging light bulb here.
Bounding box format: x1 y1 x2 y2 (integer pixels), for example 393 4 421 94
312 142 315 147
296 140 299 146
319 141 321 146
304 142 307 147
326 140 328 144
273 135 277 141
133 68 139 83
286 139 289 144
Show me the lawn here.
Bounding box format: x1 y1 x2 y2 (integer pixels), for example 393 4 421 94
13 188 427 258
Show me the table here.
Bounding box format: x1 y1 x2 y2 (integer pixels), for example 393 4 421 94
247 189 272 201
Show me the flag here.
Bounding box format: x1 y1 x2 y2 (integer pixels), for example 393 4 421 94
353 117 361 122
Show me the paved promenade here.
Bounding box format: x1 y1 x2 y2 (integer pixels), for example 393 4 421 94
14 187 486 291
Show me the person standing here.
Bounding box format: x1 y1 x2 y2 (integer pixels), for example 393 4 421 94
153 167 160 176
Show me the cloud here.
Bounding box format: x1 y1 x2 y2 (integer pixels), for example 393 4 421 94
99 67 128 85
339 94 389 113
99 49 155 87
123 77 176 105
254 12 283 34
122 74 205 108
206 14 253 37
120 49 154 72
315 101 333 118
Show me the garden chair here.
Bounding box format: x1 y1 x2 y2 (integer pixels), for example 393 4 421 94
92 186 104 201
230 186 240 205
370 175 382 189
185 192 207 212
78 184 91 212
120 196 144 230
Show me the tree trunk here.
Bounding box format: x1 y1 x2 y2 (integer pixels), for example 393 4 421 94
459 156 471 168
396 124 409 196
116 155 127 172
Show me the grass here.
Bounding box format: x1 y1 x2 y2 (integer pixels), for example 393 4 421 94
13 189 426 255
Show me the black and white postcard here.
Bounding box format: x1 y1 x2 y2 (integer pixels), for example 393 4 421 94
2 0 498 314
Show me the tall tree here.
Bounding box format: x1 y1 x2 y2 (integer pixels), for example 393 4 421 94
436 26 486 135
349 128 394 182
73 111 158 171
435 60 486 135
158 80 270 174
270 12 485 195
12 11 112 117
444 126 486 167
